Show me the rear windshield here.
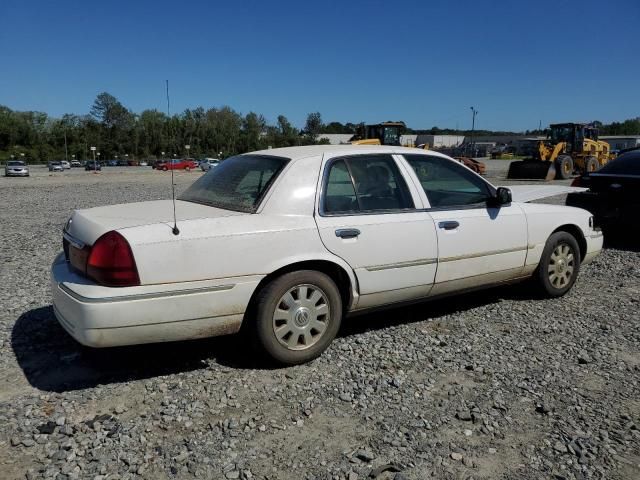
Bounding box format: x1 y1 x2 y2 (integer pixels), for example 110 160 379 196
179 154 289 213
598 151 640 175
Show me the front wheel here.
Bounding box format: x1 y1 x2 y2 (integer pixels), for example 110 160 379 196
534 232 581 297
584 156 599 173
251 270 342 365
555 155 573 180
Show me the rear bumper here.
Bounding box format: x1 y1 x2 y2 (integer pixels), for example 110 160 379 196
50 253 262 348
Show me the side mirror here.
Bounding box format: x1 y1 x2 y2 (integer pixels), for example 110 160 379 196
493 187 512 206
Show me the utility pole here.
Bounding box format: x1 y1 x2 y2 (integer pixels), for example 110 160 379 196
469 107 478 157
64 131 68 162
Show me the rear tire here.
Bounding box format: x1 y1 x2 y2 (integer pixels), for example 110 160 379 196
534 232 581 297
584 156 599 173
250 270 342 365
555 155 573 180
162 166 168 171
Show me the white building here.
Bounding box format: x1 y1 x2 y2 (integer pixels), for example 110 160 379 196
600 135 640 151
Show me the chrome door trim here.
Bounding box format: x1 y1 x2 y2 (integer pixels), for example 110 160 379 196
439 246 527 263
365 257 437 272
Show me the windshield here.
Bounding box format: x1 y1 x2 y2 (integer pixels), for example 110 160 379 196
8 161 25 166
179 154 289 213
550 126 573 143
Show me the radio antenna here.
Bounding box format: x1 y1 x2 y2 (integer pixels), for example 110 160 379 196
166 80 180 235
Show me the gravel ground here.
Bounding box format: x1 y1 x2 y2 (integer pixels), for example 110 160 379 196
0 166 638 480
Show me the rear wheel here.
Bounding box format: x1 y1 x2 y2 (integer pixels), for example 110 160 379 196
584 156 599 173
251 270 342 365
555 155 573 180
162 166 168 171
534 232 580 297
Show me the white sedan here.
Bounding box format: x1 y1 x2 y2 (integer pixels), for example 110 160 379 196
51 145 603 365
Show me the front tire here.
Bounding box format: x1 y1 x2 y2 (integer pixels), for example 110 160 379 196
584 156 599 173
535 232 581 297
555 155 573 180
251 270 342 365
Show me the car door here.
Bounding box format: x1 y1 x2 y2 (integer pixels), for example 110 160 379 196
314 153 438 306
402 154 527 294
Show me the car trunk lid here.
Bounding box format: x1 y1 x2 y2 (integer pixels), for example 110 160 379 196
65 200 246 246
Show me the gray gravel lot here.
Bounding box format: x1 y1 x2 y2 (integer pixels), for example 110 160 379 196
0 165 638 480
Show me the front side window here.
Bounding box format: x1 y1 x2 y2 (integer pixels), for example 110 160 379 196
323 154 414 214
404 154 492 208
179 154 289 212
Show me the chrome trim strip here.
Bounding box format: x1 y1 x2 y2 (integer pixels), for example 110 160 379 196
365 258 437 272
440 246 527 263
63 231 85 250
59 283 234 304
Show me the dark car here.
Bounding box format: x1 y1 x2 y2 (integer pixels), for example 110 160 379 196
566 150 640 232
106 160 118 167
85 160 102 171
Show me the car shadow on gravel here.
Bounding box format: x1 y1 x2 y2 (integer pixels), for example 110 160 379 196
603 232 640 252
13 284 536 393
11 306 258 392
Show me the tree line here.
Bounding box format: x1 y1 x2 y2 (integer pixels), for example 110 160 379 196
0 93 327 163
1 92 638 163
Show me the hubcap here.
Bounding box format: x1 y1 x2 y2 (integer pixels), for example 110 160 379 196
272 284 330 351
548 243 575 289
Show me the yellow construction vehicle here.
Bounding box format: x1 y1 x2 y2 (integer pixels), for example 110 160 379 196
349 121 488 174
507 123 612 180
350 121 410 146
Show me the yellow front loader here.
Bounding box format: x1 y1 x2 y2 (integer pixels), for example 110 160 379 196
507 123 612 180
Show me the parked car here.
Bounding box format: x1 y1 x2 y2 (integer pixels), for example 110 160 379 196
200 158 220 171
4 160 29 177
106 160 118 167
157 158 198 171
61 160 71 169
48 161 64 172
85 160 102 171
70 160 82 168
566 149 640 232
52 145 602 365
140 161 148 167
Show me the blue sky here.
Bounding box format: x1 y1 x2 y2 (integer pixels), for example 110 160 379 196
1 0 638 131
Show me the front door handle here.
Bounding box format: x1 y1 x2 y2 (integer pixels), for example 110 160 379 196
438 221 460 230
335 228 361 239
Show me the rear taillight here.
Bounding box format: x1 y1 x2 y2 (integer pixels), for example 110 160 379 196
86 231 140 287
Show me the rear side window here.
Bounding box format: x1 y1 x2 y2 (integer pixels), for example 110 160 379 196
404 154 491 208
180 155 289 212
323 154 414 214
598 151 640 175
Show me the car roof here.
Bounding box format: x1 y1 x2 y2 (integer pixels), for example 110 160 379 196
245 144 452 162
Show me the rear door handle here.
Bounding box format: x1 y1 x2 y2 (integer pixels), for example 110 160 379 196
438 221 459 230
335 228 361 239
